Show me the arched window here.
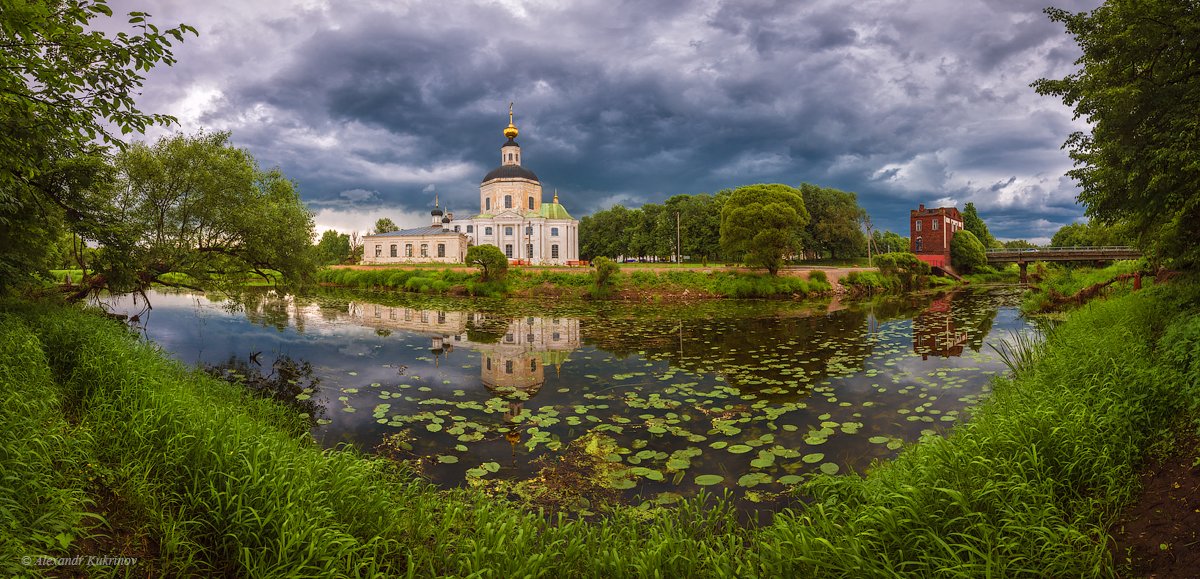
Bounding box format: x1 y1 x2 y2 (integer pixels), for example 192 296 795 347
528 196 534 209
504 195 512 209
916 238 923 252
485 198 491 211
389 244 397 257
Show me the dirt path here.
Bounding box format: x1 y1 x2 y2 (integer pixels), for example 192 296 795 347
1109 432 1200 577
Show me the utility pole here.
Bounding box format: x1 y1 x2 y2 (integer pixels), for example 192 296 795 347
675 211 681 264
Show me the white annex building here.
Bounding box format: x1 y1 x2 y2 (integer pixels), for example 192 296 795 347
363 107 580 265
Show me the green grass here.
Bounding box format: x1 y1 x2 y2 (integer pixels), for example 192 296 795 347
3 276 1199 575
962 264 1021 284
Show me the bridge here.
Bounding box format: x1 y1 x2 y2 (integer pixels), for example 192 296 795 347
985 246 1141 282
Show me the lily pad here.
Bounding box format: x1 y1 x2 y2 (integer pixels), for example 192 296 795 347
694 474 724 486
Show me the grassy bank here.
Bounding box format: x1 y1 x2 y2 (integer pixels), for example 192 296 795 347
316 266 833 299
1022 260 1145 313
3 276 1198 576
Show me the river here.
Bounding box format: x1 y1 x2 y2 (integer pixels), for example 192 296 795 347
101 286 1033 516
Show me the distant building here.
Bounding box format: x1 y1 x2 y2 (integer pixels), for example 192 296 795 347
910 204 963 268
363 105 580 265
361 203 469 265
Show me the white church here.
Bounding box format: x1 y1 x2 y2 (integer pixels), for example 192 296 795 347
363 107 580 266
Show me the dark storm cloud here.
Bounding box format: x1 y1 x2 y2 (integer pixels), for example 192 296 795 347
113 0 1102 240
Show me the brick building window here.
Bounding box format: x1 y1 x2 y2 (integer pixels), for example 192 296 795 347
915 220 922 232
932 219 939 231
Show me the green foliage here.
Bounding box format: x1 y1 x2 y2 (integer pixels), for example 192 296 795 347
1002 239 1039 250
0 1 195 291
843 270 900 294
806 270 827 285
374 218 399 234
314 230 351 266
466 244 508 282
797 183 867 259
870 230 910 254
592 257 619 289
874 252 931 291
1021 260 1145 313
950 230 988 273
961 202 997 248
719 184 810 275
1050 221 1133 247
89 131 316 294
1034 0 1200 267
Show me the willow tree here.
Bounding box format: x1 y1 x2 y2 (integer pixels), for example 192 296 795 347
73 131 316 297
719 183 810 275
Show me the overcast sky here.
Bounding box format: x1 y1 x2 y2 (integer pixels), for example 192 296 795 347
109 0 1101 243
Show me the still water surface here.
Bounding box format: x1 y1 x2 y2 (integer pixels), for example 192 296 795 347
105 287 1031 513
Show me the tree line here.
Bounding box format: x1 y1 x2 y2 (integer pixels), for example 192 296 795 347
580 183 887 264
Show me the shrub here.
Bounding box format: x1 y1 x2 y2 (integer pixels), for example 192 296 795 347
807 270 827 284
466 245 508 282
950 230 988 273
592 257 619 288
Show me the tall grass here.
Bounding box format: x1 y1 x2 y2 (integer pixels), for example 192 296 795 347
3 277 1198 575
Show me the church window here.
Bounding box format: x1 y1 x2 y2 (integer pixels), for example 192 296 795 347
505 360 513 374
528 196 534 209
551 227 559 237
485 198 491 211
486 357 491 370
437 244 445 257
505 244 513 258
505 226 513 236
374 245 382 257
505 333 513 342
420 244 428 257
525 226 532 235
530 359 537 372
485 227 493 235
553 332 561 341
526 244 533 258
551 244 559 259
466 225 473 233
389 244 397 257
453 225 460 232
526 332 534 342
932 219 939 231
504 195 512 209
405 244 413 257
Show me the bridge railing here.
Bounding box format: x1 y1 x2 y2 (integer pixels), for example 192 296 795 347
985 246 1138 254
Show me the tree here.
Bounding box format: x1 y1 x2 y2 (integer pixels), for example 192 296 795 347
872 230 910 254
719 183 810 275
798 183 867 260
592 256 619 288
950 230 987 273
314 230 351 265
74 131 316 296
1050 220 1133 247
961 203 997 248
1002 239 1039 250
466 244 508 282
374 218 398 234
1 1 195 290
1034 1 1200 266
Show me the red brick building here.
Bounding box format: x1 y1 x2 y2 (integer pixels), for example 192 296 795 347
910 204 963 267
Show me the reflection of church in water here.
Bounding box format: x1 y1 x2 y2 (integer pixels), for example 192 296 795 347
347 302 580 399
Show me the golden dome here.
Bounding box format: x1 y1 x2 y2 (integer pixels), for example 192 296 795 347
504 102 519 139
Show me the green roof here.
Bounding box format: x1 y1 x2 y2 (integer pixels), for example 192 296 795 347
538 202 573 220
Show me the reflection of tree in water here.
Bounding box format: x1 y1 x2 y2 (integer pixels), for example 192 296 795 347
205 355 325 433
220 289 297 333
579 308 880 400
